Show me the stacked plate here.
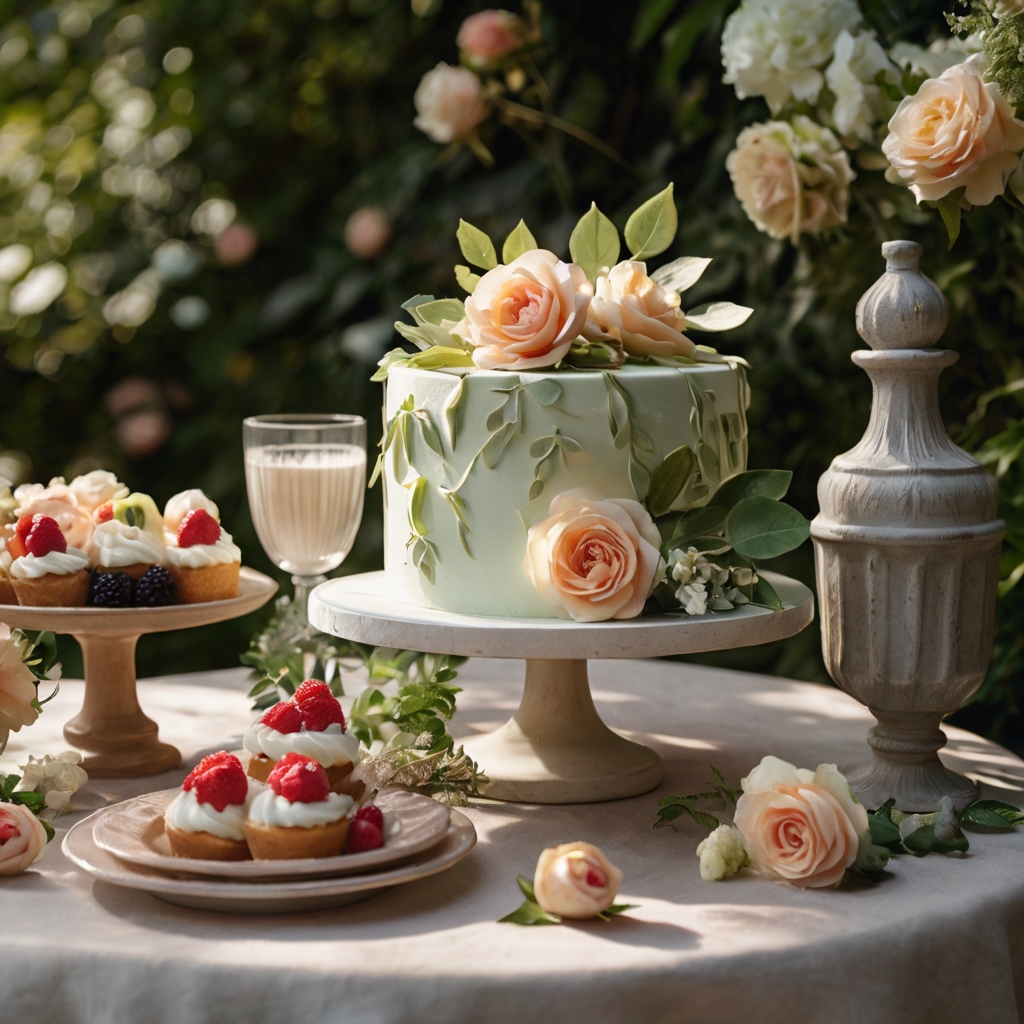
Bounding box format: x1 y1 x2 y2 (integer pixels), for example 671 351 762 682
63 788 476 912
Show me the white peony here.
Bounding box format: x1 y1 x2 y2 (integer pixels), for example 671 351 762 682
16 752 88 811
696 825 751 881
721 0 861 113
825 29 897 141
413 63 488 144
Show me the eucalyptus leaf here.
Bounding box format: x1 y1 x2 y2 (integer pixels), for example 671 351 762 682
413 298 465 327
454 264 481 293
569 201 621 284
457 219 498 270
685 301 754 332
523 379 563 406
482 422 515 469
624 183 677 261
647 444 696 517
725 496 810 560
651 255 712 294
660 504 726 548
752 574 783 611
711 469 792 510
502 219 538 263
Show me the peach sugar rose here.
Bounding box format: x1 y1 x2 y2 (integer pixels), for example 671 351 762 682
584 260 695 359
455 249 592 371
0 801 48 876
733 755 869 889
524 488 661 622
13 480 91 550
882 58 1024 206
533 842 623 919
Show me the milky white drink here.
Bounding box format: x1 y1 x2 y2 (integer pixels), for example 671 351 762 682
245 444 366 575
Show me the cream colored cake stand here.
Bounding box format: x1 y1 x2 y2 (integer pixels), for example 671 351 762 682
0 567 277 778
309 570 814 804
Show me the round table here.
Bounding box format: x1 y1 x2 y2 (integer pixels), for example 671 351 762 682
2 659 1023 1024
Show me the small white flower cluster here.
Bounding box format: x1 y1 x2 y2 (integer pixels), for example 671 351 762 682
696 824 750 881
16 752 88 813
668 547 758 616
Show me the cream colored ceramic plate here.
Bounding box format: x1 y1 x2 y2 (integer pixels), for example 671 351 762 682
63 809 476 913
91 787 450 880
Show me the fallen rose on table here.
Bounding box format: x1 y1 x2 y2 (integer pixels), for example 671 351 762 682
499 841 637 925
655 757 1024 889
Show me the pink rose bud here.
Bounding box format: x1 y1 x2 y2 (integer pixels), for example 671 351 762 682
216 223 259 266
345 207 391 261
533 842 623 919
457 10 523 66
0 802 48 876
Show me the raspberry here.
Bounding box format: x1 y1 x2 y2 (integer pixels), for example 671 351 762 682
89 571 133 607
268 752 329 803
177 508 221 548
354 804 384 831
183 751 247 812
133 566 177 607
260 700 303 734
93 503 114 525
294 679 332 704
24 515 67 557
345 818 385 854
300 693 345 732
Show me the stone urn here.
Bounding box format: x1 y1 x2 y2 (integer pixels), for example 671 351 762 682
811 240 1005 812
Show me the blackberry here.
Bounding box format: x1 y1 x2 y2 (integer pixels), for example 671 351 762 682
133 566 177 607
89 571 133 607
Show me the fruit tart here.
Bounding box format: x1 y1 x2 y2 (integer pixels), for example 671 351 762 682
243 680 362 795
244 753 354 860
88 494 166 580
164 751 256 861
8 514 90 607
165 508 241 603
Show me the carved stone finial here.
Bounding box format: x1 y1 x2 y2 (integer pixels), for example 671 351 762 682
855 240 949 350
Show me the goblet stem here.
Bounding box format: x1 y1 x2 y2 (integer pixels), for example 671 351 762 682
292 574 328 623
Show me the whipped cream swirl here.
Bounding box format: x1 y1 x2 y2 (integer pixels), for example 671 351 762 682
165 529 241 569
10 547 89 579
243 721 360 767
247 789 353 829
68 471 128 513
164 784 258 842
88 520 165 568
163 489 220 536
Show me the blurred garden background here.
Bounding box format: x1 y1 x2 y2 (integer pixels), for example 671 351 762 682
1 0 1022 748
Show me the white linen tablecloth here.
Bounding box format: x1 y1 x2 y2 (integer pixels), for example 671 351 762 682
2 658 1023 1024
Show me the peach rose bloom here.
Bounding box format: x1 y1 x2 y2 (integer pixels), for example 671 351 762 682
457 10 523 66
0 623 38 752
524 488 661 622
584 260 694 359
413 63 489 144
13 480 91 550
534 841 623 919
733 755 869 889
456 249 592 371
882 58 1024 205
0 802 48 876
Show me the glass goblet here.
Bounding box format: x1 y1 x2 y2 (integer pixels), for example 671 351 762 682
243 414 367 618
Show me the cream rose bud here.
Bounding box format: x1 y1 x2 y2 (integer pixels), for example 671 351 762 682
533 842 623 919
455 249 592 371
0 623 39 748
524 488 662 622
457 10 524 67
882 58 1024 206
413 63 489 144
584 261 694 359
733 755 869 889
0 802 48 876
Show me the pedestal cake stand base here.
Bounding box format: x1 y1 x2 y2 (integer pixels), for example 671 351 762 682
310 571 815 804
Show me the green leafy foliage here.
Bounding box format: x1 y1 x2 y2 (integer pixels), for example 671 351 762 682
569 202 621 284
502 220 538 264
647 445 696 517
724 496 811 560
653 765 740 831
624 183 677 261
498 876 636 925
457 220 498 271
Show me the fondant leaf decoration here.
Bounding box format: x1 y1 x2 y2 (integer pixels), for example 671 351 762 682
523 379 562 406
401 294 435 310
710 469 792 511
414 410 444 458
603 373 630 449
482 422 514 469
457 219 498 270
651 256 712 294
502 219 538 264
442 377 465 451
559 435 583 454
685 301 754 332
454 264 481 293
624 183 677 261
487 400 508 432
647 444 696 517
629 452 651 503
528 478 544 501
414 298 466 327
569 202 620 284
394 321 439 351
725 496 810 560
529 435 557 459
408 475 428 536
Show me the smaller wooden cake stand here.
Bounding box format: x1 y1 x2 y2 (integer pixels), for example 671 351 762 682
0 568 277 778
309 570 814 804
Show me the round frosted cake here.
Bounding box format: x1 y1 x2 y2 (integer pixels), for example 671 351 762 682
381 362 749 617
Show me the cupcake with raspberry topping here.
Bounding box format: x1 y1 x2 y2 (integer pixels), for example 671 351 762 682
0 539 16 605
8 514 90 607
13 479 92 551
164 751 256 861
162 489 221 542
165 508 241 603
244 753 354 860
243 680 361 794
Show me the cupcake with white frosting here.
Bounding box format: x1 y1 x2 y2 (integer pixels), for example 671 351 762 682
162 489 221 542
162 490 240 602
88 520 165 580
8 514 90 607
13 479 92 551
165 751 258 861
244 752 354 860
0 539 16 605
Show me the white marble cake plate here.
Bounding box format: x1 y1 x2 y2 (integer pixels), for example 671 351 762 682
92 787 450 880
309 570 814 805
0 567 278 778
64 808 476 913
